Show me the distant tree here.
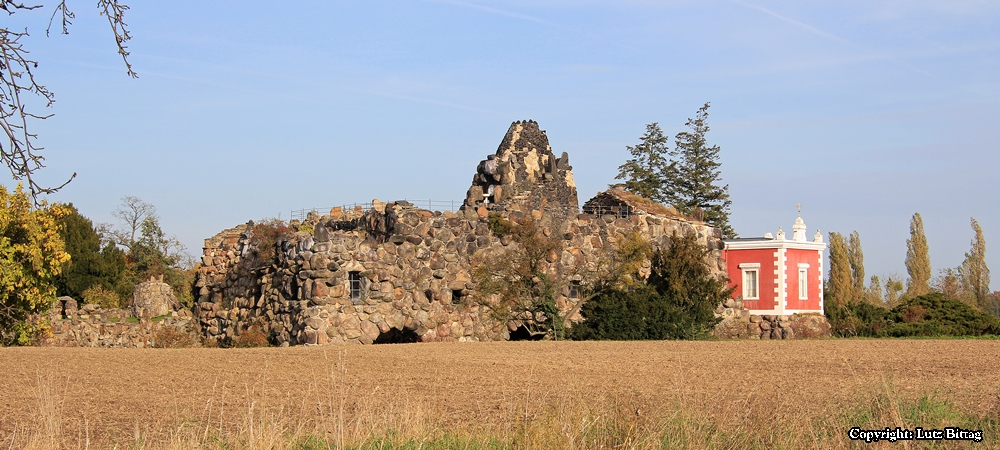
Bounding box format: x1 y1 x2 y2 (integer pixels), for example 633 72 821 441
826 232 853 306
614 123 670 203
904 212 932 299
666 103 735 237
884 274 904 307
0 183 70 345
847 231 866 296
933 268 964 301
53 204 127 300
1 1 135 199
960 218 990 309
106 195 155 253
103 196 194 307
868 275 883 305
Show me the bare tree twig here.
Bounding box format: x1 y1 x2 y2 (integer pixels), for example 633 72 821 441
1 1 134 202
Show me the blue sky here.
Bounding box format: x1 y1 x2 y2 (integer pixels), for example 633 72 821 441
7 0 999 290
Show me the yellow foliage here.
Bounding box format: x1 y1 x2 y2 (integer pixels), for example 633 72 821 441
0 183 70 345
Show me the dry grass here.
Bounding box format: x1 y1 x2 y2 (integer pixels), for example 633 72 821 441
1 340 999 449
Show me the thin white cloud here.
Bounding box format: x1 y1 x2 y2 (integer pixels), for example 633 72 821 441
730 0 852 45
424 0 563 28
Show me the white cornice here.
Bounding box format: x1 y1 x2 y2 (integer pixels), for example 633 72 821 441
724 239 827 251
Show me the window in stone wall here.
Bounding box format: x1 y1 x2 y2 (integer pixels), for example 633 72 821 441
568 282 581 299
349 272 364 300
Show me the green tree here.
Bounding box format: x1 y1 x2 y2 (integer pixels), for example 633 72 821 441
904 212 932 299
645 230 731 338
960 218 990 309
572 230 731 340
667 103 735 237
2 1 135 199
0 184 70 345
53 204 127 300
473 216 566 339
826 232 853 307
847 231 866 296
884 274 904 307
614 123 670 203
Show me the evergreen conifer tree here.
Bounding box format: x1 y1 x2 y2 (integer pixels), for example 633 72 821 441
904 212 932 298
667 103 735 237
614 123 670 203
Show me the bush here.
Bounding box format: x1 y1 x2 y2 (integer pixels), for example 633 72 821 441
487 213 513 237
81 285 123 309
151 325 200 348
250 218 291 266
830 293 1000 338
233 321 270 347
885 293 1000 337
571 230 730 340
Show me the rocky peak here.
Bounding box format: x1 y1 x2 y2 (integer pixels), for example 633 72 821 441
463 120 579 215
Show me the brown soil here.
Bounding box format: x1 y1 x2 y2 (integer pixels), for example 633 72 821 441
2 339 998 447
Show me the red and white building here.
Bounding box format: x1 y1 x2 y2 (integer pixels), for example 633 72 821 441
723 216 827 315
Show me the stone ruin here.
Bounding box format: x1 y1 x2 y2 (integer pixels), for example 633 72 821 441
463 120 578 217
193 121 730 346
36 280 196 348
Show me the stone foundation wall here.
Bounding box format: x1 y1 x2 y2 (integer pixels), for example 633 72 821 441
713 308 832 339
34 300 198 348
195 205 725 346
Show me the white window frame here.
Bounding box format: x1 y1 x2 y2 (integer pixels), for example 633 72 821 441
739 263 760 300
798 263 810 300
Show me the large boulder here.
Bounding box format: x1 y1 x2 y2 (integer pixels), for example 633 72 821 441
132 276 178 319
788 313 832 338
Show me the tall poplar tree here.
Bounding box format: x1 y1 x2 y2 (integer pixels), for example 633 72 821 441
847 231 866 295
826 232 854 311
961 218 990 308
667 102 735 237
904 212 932 298
614 123 670 203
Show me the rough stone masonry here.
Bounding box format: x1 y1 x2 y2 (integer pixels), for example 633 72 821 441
193 121 794 346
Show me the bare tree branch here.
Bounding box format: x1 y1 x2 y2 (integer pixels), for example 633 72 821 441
1 1 134 201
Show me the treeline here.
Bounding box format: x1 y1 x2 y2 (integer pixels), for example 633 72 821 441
826 214 999 337
0 185 194 345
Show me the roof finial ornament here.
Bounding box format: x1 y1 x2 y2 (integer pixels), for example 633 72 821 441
796 203 801 216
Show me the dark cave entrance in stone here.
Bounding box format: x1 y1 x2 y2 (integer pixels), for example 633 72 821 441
508 325 545 341
374 327 421 344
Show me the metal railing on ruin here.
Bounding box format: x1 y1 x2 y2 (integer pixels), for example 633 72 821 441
291 201 633 222
581 204 633 219
291 199 463 222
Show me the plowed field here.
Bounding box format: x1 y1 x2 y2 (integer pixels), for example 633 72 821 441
2 340 998 448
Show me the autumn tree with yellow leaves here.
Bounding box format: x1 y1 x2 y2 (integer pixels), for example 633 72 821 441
0 184 70 345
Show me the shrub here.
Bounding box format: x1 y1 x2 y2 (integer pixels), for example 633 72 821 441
164 267 196 308
885 293 1000 337
81 285 122 309
571 230 730 340
830 293 1000 338
151 325 200 348
250 218 291 266
233 321 270 347
487 213 513 237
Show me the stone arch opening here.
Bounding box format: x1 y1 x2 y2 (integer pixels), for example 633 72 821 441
374 327 421 344
508 325 545 341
